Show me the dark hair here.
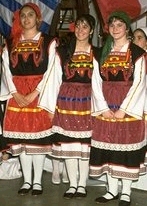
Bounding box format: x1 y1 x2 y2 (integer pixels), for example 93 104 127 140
65 35 76 63
108 11 131 30
67 14 95 60
57 14 95 64
75 14 95 31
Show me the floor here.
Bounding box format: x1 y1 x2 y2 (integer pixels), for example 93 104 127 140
0 171 147 206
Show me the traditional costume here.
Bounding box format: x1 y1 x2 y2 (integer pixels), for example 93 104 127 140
38 13 101 198
1 32 55 155
0 2 56 196
90 42 146 178
89 11 146 206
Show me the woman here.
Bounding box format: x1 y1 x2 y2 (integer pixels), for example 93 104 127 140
133 28 147 119
0 34 4 158
133 27 147 52
0 35 8 159
51 159 69 184
89 11 146 206
39 14 100 199
0 3 56 196
133 27 147 177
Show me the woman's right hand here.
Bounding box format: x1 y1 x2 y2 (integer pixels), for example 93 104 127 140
102 110 114 119
48 112 54 122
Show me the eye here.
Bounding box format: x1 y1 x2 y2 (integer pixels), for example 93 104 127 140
117 23 123 27
20 13 25 18
28 12 35 17
83 25 88 29
75 24 80 29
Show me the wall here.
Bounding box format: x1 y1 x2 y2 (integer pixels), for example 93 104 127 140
89 1 147 45
89 1 99 46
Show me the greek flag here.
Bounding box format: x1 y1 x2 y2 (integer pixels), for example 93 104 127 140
0 0 60 37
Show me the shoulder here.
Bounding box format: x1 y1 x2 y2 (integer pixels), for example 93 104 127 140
129 42 146 63
92 45 102 63
41 33 57 44
41 33 58 51
5 37 12 52
56 44 67 53
130 42 145 54
56 45 68 63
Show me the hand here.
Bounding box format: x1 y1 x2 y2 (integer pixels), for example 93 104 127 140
114 110 125 119
24 90 39 105
102 110 114 119
12 92 29 107
48 112 54 122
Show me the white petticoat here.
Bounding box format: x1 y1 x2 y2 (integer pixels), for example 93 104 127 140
0 158 22 179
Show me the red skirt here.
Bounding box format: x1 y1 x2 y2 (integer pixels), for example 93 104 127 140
93 81 145 144
89 81 146 179
3 75 52 155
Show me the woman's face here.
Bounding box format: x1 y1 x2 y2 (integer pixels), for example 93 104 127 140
109 19 128 41
133 30 147 50
20 6 38 30
74 19 92 42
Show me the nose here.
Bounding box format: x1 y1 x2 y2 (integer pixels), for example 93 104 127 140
23 15 29 21
78 27 82 32
113 26 118 32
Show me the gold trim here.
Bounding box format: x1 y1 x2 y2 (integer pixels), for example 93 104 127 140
14 37 43 51
96 115 138 122
56 106 90 115
144 114 147 121
125 57 144 110
7 106 43 113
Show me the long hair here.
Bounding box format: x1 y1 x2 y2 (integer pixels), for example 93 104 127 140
75 14 95 44
62 14 96 63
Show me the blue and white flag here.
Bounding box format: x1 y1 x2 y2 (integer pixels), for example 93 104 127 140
0 0 60 37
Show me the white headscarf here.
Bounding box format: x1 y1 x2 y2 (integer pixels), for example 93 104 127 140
139 27 147 37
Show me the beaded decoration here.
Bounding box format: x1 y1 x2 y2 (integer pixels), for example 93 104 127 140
10 36 43 68
101 48 133 81
65 49 94 79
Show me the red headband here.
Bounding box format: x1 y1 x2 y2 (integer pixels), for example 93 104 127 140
11 3 42 46
21 3 42 20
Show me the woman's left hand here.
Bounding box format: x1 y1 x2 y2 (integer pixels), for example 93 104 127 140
48 112 54 122
24 90 39 105
114 110 125 119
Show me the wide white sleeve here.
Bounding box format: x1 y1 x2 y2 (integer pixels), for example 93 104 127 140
38 52 62 113
120 56 146 119
36 38 57 92
91 58 109 116
0 46 17 101
143 75 147 114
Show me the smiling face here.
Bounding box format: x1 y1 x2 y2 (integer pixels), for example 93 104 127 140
133 29 147 50
108 18 128 41
19 6 38 31
74 19 92 42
